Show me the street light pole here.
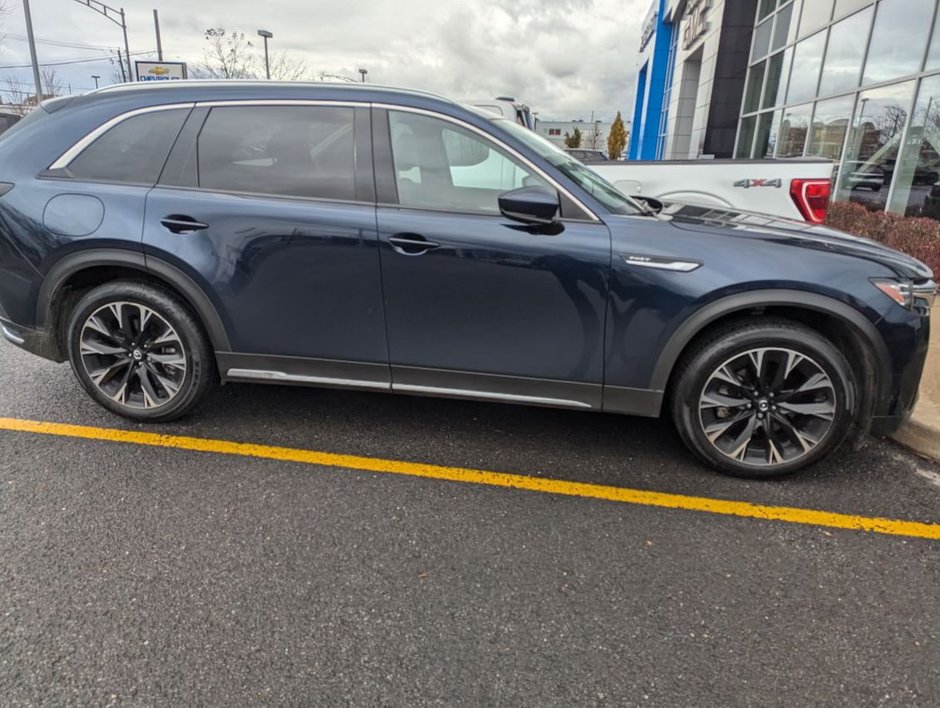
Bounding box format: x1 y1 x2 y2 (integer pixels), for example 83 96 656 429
257 30 273 79
91 74 101 88
71 1 134 81
358 68 367 83
21 0 44 105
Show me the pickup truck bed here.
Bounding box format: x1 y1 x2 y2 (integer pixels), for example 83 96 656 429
590 158 836 222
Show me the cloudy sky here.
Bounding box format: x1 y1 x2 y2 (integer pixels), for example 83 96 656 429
0 0 646 121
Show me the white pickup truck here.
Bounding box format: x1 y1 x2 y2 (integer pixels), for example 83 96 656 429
589 159 836 223
467 100 834 223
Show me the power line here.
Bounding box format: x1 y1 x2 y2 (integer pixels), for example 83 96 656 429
0 50 154 70
4 33 118 51
2 77 98 91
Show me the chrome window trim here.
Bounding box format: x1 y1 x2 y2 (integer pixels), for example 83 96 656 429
48 102 196 170
50 97 601 222
373 102 602 222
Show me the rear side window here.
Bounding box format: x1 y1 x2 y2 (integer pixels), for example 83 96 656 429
67 108 189 184
196 106 357 201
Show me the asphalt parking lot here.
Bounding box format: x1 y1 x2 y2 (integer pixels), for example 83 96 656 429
0 341 938 705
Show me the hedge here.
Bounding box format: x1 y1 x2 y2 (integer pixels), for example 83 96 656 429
826 200 940 276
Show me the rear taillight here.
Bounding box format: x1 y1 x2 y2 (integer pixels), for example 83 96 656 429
789 178 831 223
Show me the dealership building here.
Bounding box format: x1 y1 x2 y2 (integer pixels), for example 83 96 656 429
629 0 940 219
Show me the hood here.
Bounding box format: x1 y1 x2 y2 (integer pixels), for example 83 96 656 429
659 202 933 281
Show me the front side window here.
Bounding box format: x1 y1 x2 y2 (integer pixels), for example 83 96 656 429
67 108 189 184
493 118 644 215
388 111 550 214
197 105 357 201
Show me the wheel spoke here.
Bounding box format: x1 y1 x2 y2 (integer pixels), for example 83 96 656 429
777 400 835 420
148 353 186 369
771 412 820 453
109 364 135 405
80 339 126 356
136 304 154 339
700 391 750 408
747 349 767 386
726 416 758 461
145 362 181 396
704 411 752 443
88 359 131 387
138 367 162 408
711 365 745 388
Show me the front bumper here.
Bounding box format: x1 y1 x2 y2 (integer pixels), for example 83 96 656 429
870 305 932 434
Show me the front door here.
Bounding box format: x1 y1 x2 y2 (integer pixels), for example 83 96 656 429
143 103 389 388
375 108 611 409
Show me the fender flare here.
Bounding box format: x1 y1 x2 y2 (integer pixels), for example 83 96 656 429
649 289 890 396
37 248 232 352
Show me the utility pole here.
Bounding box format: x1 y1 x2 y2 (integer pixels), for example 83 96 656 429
153 9 163 61
22 0 44 106
115 50 126 82
121 8 132 80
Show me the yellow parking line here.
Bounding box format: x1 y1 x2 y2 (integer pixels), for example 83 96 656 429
1 416 938 541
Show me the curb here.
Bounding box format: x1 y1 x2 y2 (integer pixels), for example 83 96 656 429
889 417 940 463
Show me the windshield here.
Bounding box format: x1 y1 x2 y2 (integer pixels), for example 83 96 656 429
492 118 644 216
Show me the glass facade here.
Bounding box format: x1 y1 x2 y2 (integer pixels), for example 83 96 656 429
737 0 940 221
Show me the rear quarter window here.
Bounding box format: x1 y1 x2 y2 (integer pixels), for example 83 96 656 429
65 108 190 185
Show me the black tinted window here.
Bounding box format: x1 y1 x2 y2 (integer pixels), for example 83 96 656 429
68 108 188 184
197 106 357 201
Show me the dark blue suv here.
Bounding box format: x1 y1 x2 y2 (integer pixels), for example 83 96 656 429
0 81 933 477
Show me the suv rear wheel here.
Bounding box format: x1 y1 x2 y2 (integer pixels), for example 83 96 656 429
670 320 857 478
66 281 216 421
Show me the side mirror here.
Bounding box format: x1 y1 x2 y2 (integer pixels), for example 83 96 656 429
498 186 560 226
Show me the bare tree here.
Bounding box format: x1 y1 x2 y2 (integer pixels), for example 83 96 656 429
191 28 258 79
583 122 603 150
268 51 309 81
2 75 32 114
41 67 64 97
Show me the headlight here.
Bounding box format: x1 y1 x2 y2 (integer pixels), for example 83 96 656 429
871 279 936 311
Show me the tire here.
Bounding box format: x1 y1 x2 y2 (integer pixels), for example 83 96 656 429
669 319 857 479
66 281 217 422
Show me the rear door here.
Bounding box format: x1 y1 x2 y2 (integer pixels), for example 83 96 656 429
142 102 389 389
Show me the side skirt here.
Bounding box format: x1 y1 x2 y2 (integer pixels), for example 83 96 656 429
216 353 663 417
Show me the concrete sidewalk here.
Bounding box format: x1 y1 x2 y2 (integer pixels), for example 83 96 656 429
890 309 940 461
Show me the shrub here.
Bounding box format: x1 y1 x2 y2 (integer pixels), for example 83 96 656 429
827 200 940 276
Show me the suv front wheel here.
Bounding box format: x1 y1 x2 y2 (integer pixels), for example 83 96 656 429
670 320 857 478
66 281 216 422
